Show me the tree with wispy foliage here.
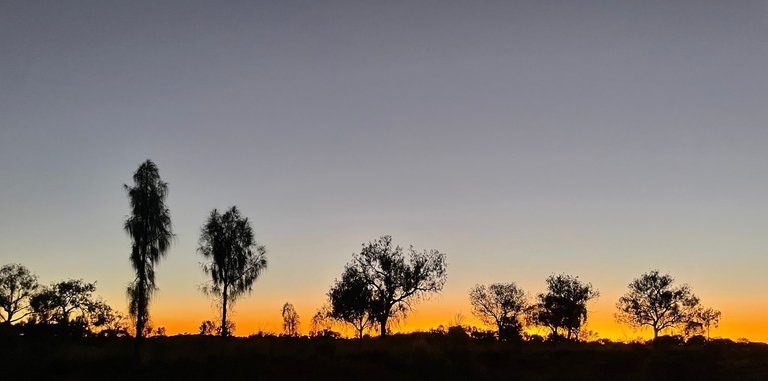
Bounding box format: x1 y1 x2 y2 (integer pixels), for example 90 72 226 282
328 266 375 339
0 263 38 326
615 270 701 339
336 235 447 337
309 305 338 338
531 274 598 341
469 282 528 341
198 206 267 337
281 302 300 336
124 160 174 342
690 307 721 339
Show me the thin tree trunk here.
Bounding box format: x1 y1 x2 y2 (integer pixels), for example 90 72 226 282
4 309 12 327
136 261 146 341
221 284 228 337
379 316 388 337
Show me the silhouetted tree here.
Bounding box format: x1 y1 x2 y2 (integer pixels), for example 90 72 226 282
199 320 216 335
198 206 267 337
88 302 129 337
531 274 598 341
694 307 721 339
281 302 300 336
469 283 528 341
337 236 447 337
30 279 97 325
0 263 38 326
216 320 235 336
124 160 173 342
328 266 375 339
615 270 700 339
154 326 167 337
309 305 338 337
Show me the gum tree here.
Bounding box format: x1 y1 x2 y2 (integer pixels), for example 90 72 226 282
0 263 38 326
336 235 447 337
615 270 700 339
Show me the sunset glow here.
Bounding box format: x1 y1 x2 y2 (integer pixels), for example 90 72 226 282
3 1 768 346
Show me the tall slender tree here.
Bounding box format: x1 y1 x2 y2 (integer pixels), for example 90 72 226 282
124 160 173 342
198 206 267 337
281 302 300 337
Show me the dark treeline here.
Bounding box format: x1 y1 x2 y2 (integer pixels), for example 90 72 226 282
1 160 724 344
0 159 759 380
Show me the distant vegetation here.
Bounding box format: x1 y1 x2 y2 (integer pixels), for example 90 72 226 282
0 160 725 342
0 159 740 379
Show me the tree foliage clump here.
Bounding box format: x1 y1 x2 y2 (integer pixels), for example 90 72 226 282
469 282 528 341
30 279 98 325
27 279 127 337
616 270 703 339
199 320 216 335
0 263 39 325
531 274 598 341
328 266 375 339
330 235 447 337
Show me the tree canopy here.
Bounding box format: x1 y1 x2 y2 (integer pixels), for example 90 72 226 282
469 282 528 341
532 274 598 341
333 235 447 337
328 265 376 339
0 263 38 325
198 206 267 337
615 270 701 339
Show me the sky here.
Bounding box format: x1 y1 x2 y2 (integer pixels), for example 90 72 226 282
1 0 768 341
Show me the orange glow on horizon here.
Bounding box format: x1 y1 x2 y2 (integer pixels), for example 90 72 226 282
148 299 768 343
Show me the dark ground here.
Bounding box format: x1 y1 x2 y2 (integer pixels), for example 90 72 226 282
3 334 768 381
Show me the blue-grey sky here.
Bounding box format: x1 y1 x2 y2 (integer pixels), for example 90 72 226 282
1 0 768 339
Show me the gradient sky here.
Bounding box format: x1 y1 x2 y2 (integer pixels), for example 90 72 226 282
2 0 768 341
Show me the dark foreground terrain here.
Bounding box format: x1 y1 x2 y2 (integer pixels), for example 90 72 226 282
3 334 768 381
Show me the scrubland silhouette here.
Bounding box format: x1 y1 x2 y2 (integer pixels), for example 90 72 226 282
1 159 762 380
